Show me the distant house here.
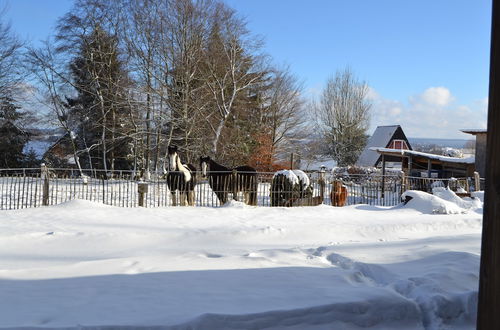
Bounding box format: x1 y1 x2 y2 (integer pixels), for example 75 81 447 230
42 133 78 168
461 129 486 177
356 125 412 168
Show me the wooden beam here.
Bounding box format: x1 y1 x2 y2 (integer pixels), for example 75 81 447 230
381 154 386 200
477 0 500 328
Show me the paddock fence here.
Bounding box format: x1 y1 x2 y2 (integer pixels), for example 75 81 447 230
0 167 482 210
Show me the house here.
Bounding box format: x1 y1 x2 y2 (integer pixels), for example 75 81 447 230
42 133 78 168
461 129 486 177
356 125 412 168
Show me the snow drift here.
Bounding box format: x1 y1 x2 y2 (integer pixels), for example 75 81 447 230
0 192 483 329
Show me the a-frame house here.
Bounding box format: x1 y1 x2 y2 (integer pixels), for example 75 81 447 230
356 125 411 167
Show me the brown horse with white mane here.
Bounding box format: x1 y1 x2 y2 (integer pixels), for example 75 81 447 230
330 180 348 207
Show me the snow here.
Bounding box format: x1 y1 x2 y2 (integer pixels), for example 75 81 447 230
0 191 483 329
273 169 299 185
292 169 310 188
371 147 475 165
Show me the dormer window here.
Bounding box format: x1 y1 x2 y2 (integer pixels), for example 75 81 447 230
388 139 409 150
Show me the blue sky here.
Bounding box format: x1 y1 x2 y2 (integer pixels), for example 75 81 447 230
1 0 492 139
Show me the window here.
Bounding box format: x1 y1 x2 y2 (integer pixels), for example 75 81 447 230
388 139 409 150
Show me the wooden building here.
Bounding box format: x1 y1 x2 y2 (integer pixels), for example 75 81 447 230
371 147 475 178
461 129 487 177
356 125 412 168
42 133 78 168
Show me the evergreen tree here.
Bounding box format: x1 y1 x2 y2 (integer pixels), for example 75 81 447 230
0 95 28 168
65 25 134 170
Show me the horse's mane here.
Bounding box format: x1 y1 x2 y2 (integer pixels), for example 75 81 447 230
205 158 231 173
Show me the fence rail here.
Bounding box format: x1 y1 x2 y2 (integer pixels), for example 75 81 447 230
0 168 481 210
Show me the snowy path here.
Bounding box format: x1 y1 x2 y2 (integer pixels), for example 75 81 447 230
0 195 482 329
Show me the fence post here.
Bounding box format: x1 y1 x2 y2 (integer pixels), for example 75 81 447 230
474 171 481 191
138 182 148 207
319 166 326 202
41 164 49 206
400 171 406 201
232 169 238 201
381 155 386 202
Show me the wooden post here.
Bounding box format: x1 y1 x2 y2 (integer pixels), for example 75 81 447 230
408 155 413 176
138 182 148 207
477 0 500 328
41 164 49 206
474 171 481 191
319 166 326 202
381 154 386 201
232 169 238 201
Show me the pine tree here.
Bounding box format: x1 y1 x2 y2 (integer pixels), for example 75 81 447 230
0 95 28 168
65 25 134 170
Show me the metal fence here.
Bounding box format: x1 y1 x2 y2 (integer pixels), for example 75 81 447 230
0 168 481 210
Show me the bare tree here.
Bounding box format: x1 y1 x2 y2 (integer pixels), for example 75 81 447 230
248 66 305 170
203 4 266 154
313 68 371 167
0 7 23 96
263 66 305 162
25 41 85 172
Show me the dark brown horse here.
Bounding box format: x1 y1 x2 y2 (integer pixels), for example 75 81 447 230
200 156 257 206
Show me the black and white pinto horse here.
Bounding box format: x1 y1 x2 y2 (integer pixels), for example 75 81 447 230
200 156 258 206
270 169 313 206
166 145 196 206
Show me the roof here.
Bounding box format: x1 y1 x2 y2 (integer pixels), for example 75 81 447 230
461 129 487 135
371 147 475 165
356 125 408 167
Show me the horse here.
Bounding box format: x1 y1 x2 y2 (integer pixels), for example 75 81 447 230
199 156 257 206
270 169 313 207
330 180 348 207
166 145 196 206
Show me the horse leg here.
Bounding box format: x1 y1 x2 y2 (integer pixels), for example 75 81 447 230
214 191 224 205
221 192 228 204
249 190 257 206
180 192 187 206
171 191 177 206
187 190 195 206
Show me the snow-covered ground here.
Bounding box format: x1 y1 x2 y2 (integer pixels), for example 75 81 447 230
0 189 483 329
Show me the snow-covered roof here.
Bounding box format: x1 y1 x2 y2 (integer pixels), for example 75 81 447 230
370 147 475 165
356 125 404 167
461 129 487 135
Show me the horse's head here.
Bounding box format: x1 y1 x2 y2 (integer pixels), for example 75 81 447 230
168 145 179 171
199 156 211 177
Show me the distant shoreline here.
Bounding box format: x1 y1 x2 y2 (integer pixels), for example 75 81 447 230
408 137 469 149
